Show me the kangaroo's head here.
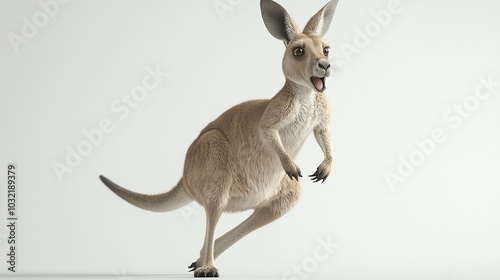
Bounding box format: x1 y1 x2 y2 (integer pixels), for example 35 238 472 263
261 0 339 93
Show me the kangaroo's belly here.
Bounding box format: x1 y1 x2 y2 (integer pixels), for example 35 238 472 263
224 144 283 212
224 128 313 212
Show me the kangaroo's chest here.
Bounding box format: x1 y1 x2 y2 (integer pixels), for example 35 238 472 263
280 94 319 154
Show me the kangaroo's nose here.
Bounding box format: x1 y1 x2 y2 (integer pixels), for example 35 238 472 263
318 60 331 71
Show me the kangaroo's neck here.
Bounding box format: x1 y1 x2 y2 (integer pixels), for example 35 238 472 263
281 79 316 105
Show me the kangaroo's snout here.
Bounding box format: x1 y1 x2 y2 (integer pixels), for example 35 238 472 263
310 59 332 92
317 59 331 77
318 60 331 71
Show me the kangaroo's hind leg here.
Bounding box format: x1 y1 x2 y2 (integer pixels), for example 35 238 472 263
194 198 226 277
189 178 300 271
183 129 232 277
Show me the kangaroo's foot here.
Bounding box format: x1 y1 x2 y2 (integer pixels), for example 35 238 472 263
194 265 219 277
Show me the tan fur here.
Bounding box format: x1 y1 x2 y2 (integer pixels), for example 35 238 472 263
100 0 339 277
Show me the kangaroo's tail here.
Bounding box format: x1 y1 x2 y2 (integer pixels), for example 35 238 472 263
99 175 192 212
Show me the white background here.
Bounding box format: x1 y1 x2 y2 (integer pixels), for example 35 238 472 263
1 0 500 279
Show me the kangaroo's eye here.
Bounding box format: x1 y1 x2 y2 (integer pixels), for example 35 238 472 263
293 47 304 57
323 46 330 56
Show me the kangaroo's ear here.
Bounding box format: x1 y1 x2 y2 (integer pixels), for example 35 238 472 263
303 0 339 36
260 0 300 45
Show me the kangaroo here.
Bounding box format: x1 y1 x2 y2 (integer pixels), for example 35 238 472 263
99 0 339 277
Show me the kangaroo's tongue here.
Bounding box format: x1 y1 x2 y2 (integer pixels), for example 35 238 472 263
311 76 325 92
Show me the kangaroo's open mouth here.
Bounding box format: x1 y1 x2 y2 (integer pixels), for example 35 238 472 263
311 76 326 92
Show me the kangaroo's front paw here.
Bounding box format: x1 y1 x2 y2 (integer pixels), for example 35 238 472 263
309 161 331 183
282 159 302 181
194 266 219 277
